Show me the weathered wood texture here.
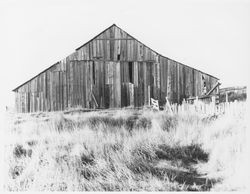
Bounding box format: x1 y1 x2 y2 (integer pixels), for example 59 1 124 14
13 24 219 112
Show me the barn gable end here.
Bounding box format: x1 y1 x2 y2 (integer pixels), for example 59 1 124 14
13 24 219 112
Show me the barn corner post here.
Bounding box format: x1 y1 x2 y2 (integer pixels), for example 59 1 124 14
14 90 18 113
12 24 219 113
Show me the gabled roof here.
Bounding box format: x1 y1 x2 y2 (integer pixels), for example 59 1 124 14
13 24 219 91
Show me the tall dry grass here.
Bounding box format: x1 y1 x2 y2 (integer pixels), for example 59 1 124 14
3 102 248 191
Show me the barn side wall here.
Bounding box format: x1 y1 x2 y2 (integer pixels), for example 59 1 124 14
14 25 219 112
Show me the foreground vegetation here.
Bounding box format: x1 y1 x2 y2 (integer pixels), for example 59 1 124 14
4 102 248 191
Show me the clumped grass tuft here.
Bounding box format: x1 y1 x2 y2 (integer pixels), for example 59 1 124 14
87 115 151 132
26 140 38 147
80 152 95 165
160 115 178 132
88 116 124 130
156 144 208 163
10 166 24 179
51 114 76 132
13 144 32 158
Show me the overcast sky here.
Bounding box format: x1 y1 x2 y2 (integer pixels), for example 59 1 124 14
0 0 249 109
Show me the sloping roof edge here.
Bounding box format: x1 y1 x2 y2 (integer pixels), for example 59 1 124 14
12 24 116 92
113 24 219 81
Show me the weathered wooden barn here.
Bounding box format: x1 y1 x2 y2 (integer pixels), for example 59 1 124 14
13 24 219 113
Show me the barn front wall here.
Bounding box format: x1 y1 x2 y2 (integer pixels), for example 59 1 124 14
14 25 219 112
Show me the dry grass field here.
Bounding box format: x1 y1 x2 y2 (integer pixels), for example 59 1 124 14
3 101 249 191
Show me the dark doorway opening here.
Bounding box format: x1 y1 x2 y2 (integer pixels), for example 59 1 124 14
129 62 133 83
93 62 95 85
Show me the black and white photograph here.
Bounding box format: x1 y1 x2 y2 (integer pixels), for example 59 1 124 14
1 0 249 192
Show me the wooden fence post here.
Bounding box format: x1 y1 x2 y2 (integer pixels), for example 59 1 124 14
225 92 228 103
148 86 151 106
211 96 216 114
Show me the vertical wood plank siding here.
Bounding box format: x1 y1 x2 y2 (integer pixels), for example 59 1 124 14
14 25 219 112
